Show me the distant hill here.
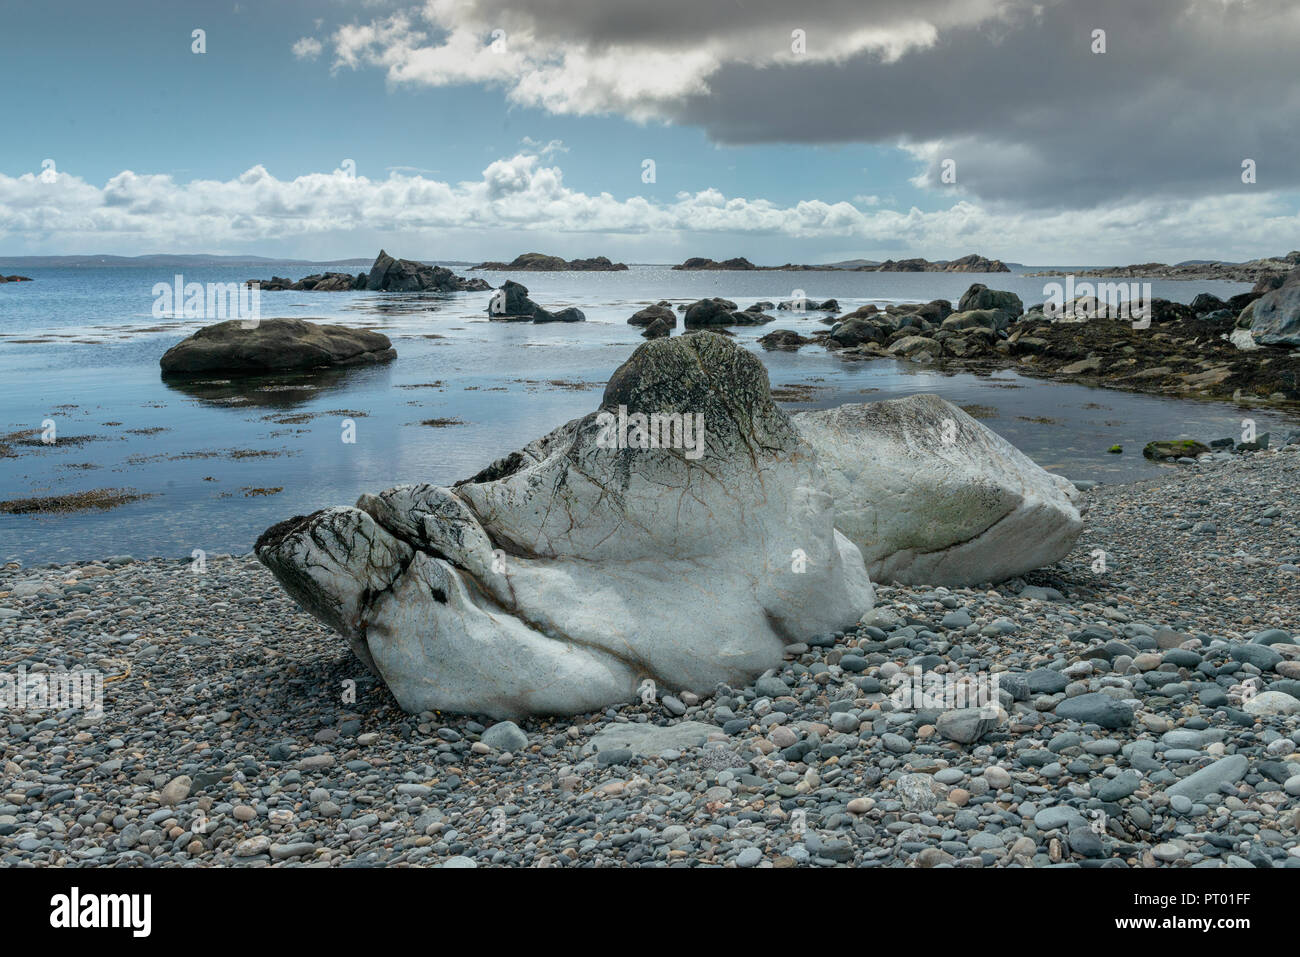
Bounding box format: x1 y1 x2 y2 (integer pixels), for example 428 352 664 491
0 253 488 269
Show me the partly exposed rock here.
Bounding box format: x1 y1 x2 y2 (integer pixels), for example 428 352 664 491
159 318 395 375
256 333 874 717
367 249 491 292
641 317 672 339
1143 439 1210 461
792 394 1082 585
758 329 816 349
682 298 772 327
627 303 676 326
487 280 586 323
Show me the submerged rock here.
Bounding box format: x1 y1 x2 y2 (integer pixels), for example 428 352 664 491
256 333 873 718
792 394 1082 585
159 318 395 375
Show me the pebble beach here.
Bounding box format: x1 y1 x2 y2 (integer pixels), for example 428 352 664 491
2 447 1299 868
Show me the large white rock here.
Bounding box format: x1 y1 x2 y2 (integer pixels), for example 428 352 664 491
257 333 873 718
793 394 1082 586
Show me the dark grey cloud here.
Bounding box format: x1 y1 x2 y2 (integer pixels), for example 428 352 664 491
669 0 1299 207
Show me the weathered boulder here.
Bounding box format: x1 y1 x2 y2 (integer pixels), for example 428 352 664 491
682 298 738 325
792 394 1082 585
957 284 1023 320
159 318 395 375
1244 266 1300 346
256 333 874 718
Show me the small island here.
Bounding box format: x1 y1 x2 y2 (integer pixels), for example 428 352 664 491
245 250 491 292
670 252 1009 272
471 252 628 271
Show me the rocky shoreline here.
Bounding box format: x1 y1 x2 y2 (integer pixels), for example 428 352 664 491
756 273 1300 408
2 447 1298 867
1026 252 1300 284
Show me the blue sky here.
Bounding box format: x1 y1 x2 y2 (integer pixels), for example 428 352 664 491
2 0 1298 264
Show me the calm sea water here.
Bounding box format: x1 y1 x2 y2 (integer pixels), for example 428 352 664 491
0 262 1291 564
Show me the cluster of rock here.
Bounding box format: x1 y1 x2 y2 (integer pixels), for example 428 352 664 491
0 275 33 283
670 253 1008 273
624 296 840 337
472 252 627 271
246 250 491 293
1027 251 1300 283
159 318 396 375
487 280 586 323
256 333 1081 718
755 276 1300 404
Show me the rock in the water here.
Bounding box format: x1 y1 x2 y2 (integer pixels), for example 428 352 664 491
628 303 676 327
681 298 770 327
641 317 672 339
793 394 1082 585
367 249 490 292
487 280 585 323
159 318 395 374
255 333 873 718
1143 439 1210 461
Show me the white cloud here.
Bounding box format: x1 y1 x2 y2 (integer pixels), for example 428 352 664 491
292 37 324 60
2 153 1297 263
